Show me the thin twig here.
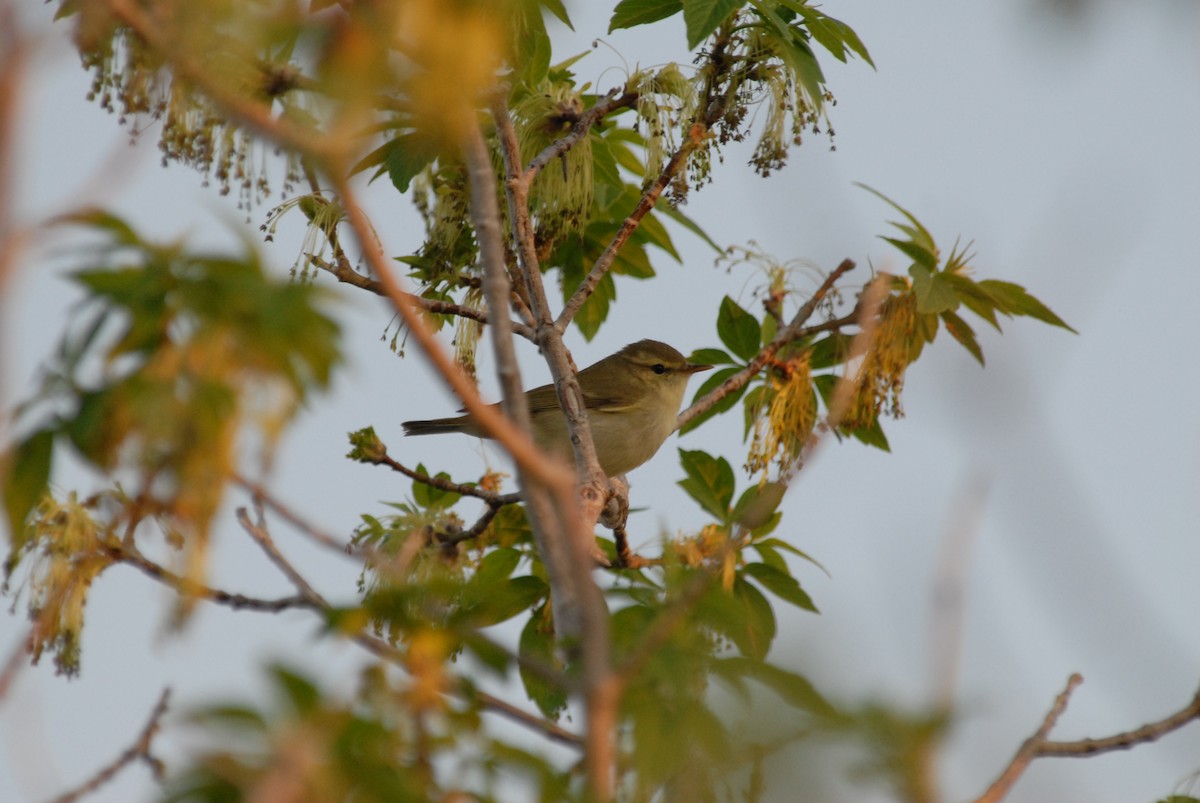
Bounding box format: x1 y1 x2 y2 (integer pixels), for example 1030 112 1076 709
1039 684 1200 757
233 473 355 554
475 689 583 747
307 254 536 341
974 674 1084 803
49 688 171 803
104 542 314 612
676 258 858 431
236 508 329 607
367 450 522 505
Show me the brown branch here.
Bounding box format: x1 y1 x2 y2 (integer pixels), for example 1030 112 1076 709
474 689 584 747
974 674 1084 803
555 123 707 331
489 95 616 800
233 473 357 555
365 448 522 505
49 688 171 803
104 542 313 612
1039 684 1200 757
972 675 1200 802
236 507 329 607
676 258 858 431
308 254 536 341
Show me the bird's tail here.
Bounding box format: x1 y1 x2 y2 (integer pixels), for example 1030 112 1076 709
401 417 469 436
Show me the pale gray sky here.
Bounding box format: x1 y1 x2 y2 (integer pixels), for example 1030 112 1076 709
3 2 1200 801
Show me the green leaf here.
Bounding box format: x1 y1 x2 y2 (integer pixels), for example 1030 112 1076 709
858 184 939 258
782 2 874 68
677 449 736 520
943 272 1003 331
466 576 548 627
754 8 826 104
657 204 725 254
941 310 984 365
519 606 568 718
682 0 743 48
689 347 735 366
884 236 939 271
756 537 828 574
716 656 836 716
474 547 522 585
55 208 143 247
743 562 818 613
976 279 1077 333
732 481 787 531
271 665 322 715
730 577 776 660
3 428 55 551
909 264 959 314
808 332 852 370
538 0 573 29
847 417 890 452
717 295 762 362
609 0 682 32
679 365 746 435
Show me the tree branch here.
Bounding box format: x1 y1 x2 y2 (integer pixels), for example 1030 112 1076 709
104 542 314 613
489 93 617 800
360 446 522 505
555 123 706 332
236 507 329 608
974 675 1200 803
49 688 171 803
307 253 536 341
676 258 857 431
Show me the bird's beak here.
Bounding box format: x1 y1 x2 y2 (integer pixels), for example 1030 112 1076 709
685 362 713 374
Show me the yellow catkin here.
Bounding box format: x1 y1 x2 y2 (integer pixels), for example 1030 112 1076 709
847 292 918 428
747 355 815 477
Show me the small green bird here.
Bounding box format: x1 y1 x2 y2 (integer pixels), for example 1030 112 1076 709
402 340 712 476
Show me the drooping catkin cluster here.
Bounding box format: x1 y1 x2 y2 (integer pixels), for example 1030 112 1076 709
512 81 595 242
746 354 817 477
845 292 919 428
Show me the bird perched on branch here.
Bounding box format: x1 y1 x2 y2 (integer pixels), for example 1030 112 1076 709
402 339 711 476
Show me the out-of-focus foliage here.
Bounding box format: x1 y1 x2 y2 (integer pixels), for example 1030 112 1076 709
3 211 339 664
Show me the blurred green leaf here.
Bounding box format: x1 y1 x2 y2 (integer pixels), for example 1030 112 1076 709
743 562 818 613
716 656 836 716
519 604 568 718
677 449 736 520
3 428 54 552
730 577 776 660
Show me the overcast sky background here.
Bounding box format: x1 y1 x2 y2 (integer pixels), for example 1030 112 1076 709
3 1 1200 801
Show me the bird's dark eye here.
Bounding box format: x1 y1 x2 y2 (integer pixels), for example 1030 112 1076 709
652 363 667 375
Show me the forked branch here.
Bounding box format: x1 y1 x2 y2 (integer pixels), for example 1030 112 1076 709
973 675 1200 803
